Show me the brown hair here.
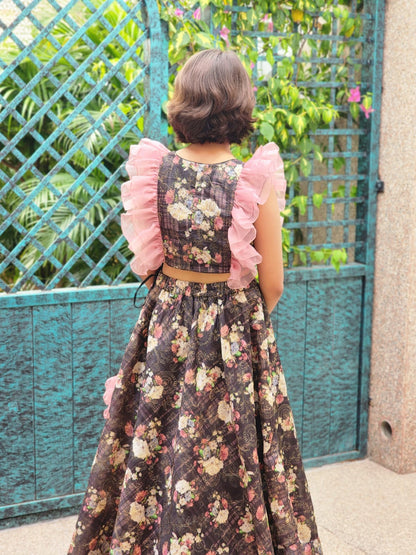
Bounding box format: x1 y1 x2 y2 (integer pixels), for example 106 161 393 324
167 49 256 145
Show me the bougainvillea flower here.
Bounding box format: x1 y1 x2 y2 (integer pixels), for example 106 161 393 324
175 8 184 17
220 25 230 46
360 104 375 118
348 86 361 103
193 7 201 20
261 14 274 33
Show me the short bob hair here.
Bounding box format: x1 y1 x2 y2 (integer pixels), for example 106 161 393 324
167 49 256 145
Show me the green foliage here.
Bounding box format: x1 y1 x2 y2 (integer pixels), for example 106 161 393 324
0 1 143 287
160 0 371 272
0 0 372 288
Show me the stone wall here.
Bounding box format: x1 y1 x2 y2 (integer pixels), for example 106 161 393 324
369 0 416 473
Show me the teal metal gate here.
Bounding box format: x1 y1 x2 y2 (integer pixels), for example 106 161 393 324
0 0 385 526
0 0 168 525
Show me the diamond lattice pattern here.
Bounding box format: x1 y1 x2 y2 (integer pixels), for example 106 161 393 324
0 0 150 292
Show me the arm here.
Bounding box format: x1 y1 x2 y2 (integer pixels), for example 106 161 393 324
254 189 284 313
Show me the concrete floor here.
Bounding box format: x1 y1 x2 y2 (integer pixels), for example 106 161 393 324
1 458 415 554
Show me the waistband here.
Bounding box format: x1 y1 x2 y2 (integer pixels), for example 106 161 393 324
162 263 230 284
155 272 257 298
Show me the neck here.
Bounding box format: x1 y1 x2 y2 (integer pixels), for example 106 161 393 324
177 142 233 164
188 142 231 151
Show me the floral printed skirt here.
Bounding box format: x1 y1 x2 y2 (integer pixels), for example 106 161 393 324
69 274 322 555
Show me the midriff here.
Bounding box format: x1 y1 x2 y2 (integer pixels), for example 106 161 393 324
162 263 230 283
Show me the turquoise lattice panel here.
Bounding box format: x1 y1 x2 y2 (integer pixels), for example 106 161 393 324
0 0 167 292
221 0 377 268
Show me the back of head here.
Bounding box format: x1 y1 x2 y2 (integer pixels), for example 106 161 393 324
168 49 255 145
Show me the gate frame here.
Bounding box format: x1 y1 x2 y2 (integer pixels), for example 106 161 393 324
0 0 386 527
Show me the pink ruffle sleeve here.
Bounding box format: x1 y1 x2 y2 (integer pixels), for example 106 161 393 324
120 138 169 276
228 142 287 289
103 374 118 419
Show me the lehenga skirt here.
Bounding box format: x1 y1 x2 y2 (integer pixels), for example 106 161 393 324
69 274 322 555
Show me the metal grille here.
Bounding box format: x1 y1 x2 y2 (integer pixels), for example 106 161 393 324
0 0 166 292
0 0 380 293
225 0 377 268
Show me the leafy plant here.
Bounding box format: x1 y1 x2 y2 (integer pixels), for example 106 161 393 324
160 0 374 270
0 1 145 288
0 0 374 288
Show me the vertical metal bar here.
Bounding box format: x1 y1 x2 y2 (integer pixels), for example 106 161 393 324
144 0 168 141
325 4 338 249
308 22 319 268
344 0 357 263
357 0 386 456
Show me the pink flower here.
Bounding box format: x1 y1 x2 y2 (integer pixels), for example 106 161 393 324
256 505 264 520
360 103 375 118
261 14 273 33
175 8 184 17
219 444 229 460
214 216 223 230
219 25 230 46
193 7 201 20
250 62 255 70
347 86 361 103
220 325 229 337
102 374 118 418
153 323 163 338
184 368 194 383
135 490 147 502
165 189 174 204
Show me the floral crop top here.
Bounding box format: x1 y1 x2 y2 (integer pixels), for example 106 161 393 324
121 139 286 289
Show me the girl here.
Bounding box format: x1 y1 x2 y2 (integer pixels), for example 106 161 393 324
69 49 322 554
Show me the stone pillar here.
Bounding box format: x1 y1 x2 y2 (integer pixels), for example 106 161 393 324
368 0 416 473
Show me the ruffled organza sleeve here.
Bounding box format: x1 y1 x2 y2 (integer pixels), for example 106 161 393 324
120 138 169 276
228 142 287 289
103 374 118 419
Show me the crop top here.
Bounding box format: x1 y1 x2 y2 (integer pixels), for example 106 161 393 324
120 138 286 289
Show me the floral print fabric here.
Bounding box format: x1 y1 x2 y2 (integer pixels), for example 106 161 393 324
119 138 287 288
157 153 243 273
69 275 322 554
